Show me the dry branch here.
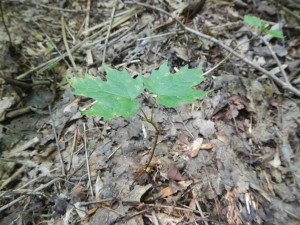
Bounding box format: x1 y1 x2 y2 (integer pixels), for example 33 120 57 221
124 1 300 97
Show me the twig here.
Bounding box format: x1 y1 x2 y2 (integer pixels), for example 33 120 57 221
0 166 27 190
83 123 94 198
16 8 138 80
0 177 63 213
0 0 13 46
61 16 77 71
48 105 66 176
132 203 232 225
105 145 121 162
67 128 78 171
40 4 88 13
270 0 300 22
80 198 114 206
34 21 71 68
137 30 185 41
84 0 91 36
81 8 136 35
192 190 209 225
102 0 118 68
124 1 300 97
151 210 160 225
202 37 255 76
261 37 290 84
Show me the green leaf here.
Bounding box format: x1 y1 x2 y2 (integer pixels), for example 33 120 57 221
244 15 262 27
69 65 143 120
267 29 284 38
143 62 211 107
48 62 59 70
261 22 270 30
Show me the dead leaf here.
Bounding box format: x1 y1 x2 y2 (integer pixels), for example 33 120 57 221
124 184 152 202
193 119 216 138
147 213 183 224
167 164 184 181
87 207 98 216
200 143 214 149
158 186 176 198
190 138 203 157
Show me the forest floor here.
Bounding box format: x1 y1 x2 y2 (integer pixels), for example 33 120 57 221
0 0 300 224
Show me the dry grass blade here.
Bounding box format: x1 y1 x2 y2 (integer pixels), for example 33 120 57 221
102 0 118 68
61 16 77 71
16 8 139 80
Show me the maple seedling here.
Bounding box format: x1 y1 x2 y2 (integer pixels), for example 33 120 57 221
244 15 284 38
69 61 211 180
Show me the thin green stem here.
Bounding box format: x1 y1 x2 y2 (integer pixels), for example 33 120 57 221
139 107 159 133
150 101 156 122
134 107 160 181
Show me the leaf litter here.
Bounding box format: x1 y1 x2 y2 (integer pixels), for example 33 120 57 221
0 0 300 225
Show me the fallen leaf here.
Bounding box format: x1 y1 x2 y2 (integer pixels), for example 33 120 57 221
269 150 281 168
87 207 98 216
147 212 183 224
167 164 184 181
200 143 214 149
190 138 203 157
124 184 152 202
158 186 176 198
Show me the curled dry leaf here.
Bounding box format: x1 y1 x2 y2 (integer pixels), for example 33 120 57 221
190 138 214 157
201 143 214 149
190 137 203 157
167 164 184 181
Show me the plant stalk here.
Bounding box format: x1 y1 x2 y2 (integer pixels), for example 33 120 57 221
133 107 159 181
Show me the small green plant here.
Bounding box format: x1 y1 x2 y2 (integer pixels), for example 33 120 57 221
244 15 284 38
69 61 210 120
69 61 211 179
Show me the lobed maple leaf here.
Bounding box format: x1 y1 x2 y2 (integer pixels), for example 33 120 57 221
69 65 143 120
142 61 210 107
69 61 211 120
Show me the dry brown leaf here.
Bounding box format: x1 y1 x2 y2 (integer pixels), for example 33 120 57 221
124 184 152 202
200 143 214 150
158 186 176 198
147 212 183 224
87 207 98 216
167 164 184 181
190 138 203 157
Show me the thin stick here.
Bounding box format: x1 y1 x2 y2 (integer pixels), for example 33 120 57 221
48 105 66 176
34 21 71 68
202 37 255 76
124 203 232 225
102 0 118 67
0 0 13 46
83 123 94 198
67 128 78 171
61 16 77 71
105 145 121 162
0 166 27 190
261 37 290 84
124 1 300 97
40 4 88 13
16 8 138 80
84 0 91 36
82 8 136 35
0 177 62 213
137 30 185 41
